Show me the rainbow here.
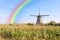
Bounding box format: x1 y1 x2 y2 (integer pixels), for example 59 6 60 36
8 0 31 24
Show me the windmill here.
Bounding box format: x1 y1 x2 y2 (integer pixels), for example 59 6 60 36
31 8 49 25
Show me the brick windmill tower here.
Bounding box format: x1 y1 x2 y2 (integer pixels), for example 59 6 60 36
31 8 49 25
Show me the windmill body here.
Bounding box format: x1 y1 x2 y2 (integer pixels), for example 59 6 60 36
36 15 42 25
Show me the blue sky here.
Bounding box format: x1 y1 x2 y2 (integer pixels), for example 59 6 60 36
0 0 60 24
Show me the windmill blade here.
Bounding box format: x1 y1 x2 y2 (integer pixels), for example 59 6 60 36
30 15 38 16
40 15 49 16
39 8 40 15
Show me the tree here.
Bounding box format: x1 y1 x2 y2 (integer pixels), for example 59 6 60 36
27 23 34 26
48 21 56 26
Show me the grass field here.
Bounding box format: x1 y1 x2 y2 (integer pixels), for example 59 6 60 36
0 24 60 40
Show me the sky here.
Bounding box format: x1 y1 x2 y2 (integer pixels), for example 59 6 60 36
0 0 60 24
